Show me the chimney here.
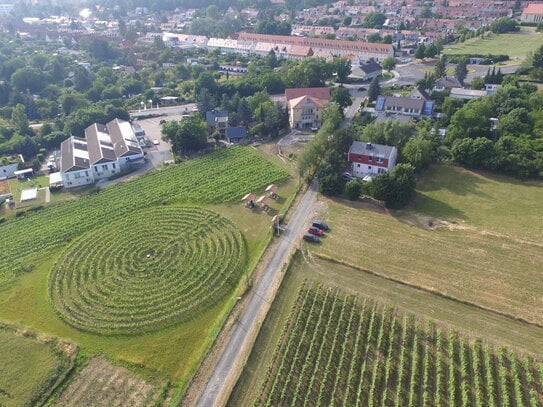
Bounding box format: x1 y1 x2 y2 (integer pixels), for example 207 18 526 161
366 142 372 149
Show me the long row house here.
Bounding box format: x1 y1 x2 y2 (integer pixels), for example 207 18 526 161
60 119 144 188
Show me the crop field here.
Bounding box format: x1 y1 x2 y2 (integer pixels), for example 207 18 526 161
49 206 246 335
0 147 288 284
443 28 543 59
255 284 543 407
0 324 75 407
53 356 166 407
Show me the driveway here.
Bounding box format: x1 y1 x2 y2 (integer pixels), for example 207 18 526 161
195 181 319 407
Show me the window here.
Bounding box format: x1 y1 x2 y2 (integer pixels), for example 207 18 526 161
112 163 116 169
94 166 98 172
85 171 89 176
357 164 360 167
376 157 384 163
368 166 372 170
368 156 372 162
102 164 108 170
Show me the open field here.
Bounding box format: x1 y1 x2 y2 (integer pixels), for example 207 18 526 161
312 165 543 326
254 284 543 406
443 27 543 59
0 323 75 407
412 165 543 242
54 356 166 407
0 145 295 394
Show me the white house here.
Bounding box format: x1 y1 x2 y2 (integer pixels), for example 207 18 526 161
60 118 144 188
347 141 398 178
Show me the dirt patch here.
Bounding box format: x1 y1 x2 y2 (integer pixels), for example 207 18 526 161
54 356 164 407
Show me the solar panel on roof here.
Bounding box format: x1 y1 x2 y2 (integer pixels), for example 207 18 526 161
376 96 386 111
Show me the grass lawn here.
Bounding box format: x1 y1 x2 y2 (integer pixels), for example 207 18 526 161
0 325 72 407
443 27 543 59
411 165 543 242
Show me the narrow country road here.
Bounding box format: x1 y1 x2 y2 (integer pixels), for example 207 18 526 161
195 180 319 407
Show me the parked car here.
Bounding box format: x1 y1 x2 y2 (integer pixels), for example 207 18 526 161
312 220 329 231
342 171 355 180
153 139 160 145
308 226 324 236
303 234 320 243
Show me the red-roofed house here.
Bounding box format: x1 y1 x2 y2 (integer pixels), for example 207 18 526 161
521 3 543 22
285 88 331 130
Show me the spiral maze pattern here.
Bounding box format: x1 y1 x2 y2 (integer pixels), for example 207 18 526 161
49 207 246 335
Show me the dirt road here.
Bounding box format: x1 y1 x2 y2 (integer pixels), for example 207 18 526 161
195 181 319 407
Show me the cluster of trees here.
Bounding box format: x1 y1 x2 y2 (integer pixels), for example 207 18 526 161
414 40 445 60
446 81 543 177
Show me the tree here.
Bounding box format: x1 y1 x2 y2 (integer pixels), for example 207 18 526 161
454 58 468 85
331 86 352 110
73 66 92 92
194 71 217 96
414 43 426 60
402 134 435 171
343 16 352 26
381 57 397 72
451 137 494 168
424 43 439 58
237 98 252 125
11 104 29 135
161 115 207 153
334 58 352 85
364 12 386 28
11 67 46 93
344 179 362 200
368 76 381 102
434 55 448 78
367 163 416 208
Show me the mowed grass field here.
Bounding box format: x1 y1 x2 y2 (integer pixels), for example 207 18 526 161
443 27 543 59
0 324 74 407
0 146 298 397
317 165 543 325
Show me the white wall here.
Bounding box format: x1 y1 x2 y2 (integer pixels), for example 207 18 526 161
62 169 94 188
92 161 119 179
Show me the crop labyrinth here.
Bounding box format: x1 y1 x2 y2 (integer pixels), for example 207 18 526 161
49 206 246 335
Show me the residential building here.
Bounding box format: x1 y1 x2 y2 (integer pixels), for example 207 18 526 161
225 127 247 144
350 60 382 81
375 86 435 119
60 119 144 188
0 155 23 180
285 87 330 130
433 76 462 92
206 110 229 135
348 141 398 178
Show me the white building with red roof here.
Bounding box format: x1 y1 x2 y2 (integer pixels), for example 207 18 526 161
521 3 543 22
285 87 331 130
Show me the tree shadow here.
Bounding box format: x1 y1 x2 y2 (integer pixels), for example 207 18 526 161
416 165 491 199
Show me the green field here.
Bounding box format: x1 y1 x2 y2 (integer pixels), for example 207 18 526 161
0 146 295 393
443 27 543 59
253 284 543 406
0 324 74 407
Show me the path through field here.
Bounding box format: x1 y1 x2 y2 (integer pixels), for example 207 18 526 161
195 181 319 407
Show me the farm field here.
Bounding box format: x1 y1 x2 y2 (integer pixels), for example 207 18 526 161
229 254 543 406
0 323 75 407
253 284 543 406
53 356 166 407
443 27 543 59
0 146 289 285
0 145 295 399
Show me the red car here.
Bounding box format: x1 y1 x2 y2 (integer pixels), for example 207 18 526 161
307 226 324 236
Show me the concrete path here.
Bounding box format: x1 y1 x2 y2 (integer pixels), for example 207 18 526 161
195 181 319 407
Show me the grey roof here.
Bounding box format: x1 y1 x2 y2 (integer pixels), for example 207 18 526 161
60 137 90 173
106 119 142 157
206 110 228 126
434 76 462 89
85 123 117 164
225 126 247 140
359 60 382 75
408 85 432 101
382 96 425 111
349 140 396 159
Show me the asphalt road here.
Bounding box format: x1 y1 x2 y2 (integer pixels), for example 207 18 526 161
196 180 319 407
